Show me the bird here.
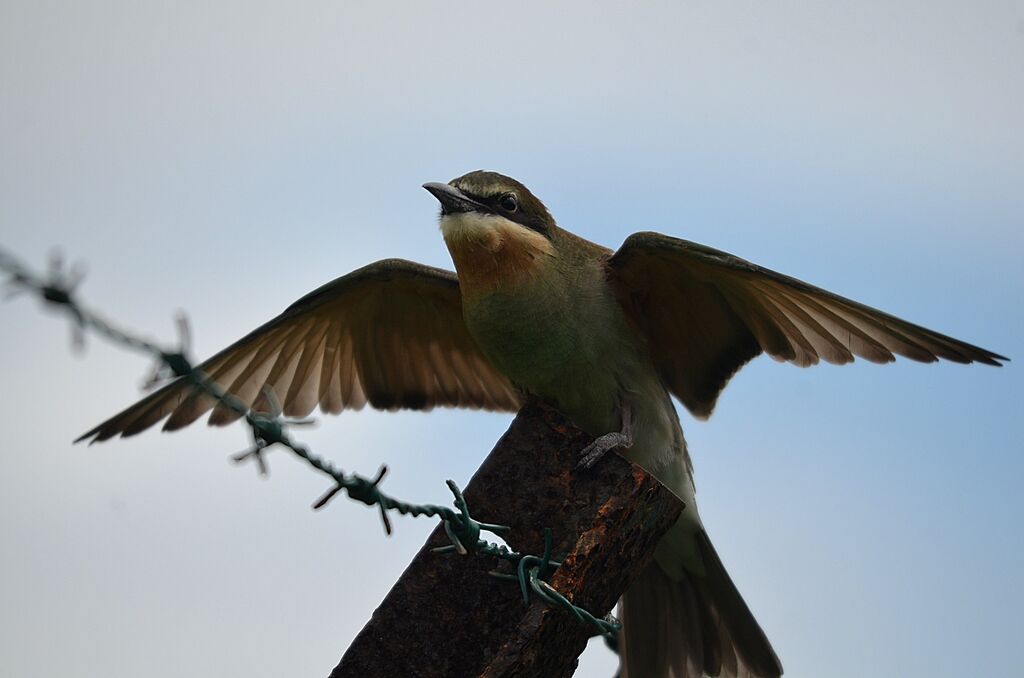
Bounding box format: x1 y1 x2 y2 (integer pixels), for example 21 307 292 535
78 170 1006 678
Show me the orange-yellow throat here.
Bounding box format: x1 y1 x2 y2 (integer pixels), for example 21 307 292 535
440 212 554 298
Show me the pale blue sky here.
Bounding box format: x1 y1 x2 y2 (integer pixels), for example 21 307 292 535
1 2 1021 677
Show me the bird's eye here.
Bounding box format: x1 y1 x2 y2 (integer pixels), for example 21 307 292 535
498 193 519 212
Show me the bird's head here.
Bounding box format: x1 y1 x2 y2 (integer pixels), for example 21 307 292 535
424 171 557 291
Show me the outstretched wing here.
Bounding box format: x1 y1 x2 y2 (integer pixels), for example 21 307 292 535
78 259 521 443
608 232 1006 419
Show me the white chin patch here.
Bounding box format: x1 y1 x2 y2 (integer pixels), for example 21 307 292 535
440 212 553 255
440 212 506 241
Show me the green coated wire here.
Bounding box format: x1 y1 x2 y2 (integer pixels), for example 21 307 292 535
0 245 621 639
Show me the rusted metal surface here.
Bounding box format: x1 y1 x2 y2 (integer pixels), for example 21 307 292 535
330 403 684 678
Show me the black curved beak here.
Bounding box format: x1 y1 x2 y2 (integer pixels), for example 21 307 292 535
422 182 487 215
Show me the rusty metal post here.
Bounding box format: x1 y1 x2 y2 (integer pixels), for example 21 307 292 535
330 403 684 678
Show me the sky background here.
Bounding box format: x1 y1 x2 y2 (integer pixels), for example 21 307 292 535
1 2 1021 677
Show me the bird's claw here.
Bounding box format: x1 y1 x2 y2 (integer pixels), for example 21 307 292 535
576 432 631 469
576 405 633 470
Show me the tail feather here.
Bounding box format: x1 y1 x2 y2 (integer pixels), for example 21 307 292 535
619 529 782 678
694 530 781 676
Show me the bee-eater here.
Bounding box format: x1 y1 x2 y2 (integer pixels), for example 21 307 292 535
79 170 1006 678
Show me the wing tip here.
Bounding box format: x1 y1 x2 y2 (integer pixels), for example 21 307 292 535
161 418 184 433
980 351 1009 366
73 430 95 445
74 423 123 445
74 428 116 445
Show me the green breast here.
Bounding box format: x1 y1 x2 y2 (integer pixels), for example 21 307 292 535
462 259 635 431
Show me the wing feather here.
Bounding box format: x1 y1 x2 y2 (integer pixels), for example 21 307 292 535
78 259 521 443
609 232 1006 417
318 323 344 415
285 327 328 417
774 288 895 364
751 281 854 365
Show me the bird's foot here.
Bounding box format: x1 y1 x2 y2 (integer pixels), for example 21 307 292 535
576 432 632 469
576 405 633 470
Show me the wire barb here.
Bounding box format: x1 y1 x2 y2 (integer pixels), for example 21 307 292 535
0 245 618 639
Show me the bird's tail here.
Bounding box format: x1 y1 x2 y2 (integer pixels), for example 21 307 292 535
619 529 782 678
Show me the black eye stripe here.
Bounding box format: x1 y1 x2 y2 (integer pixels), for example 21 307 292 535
455 187 551 238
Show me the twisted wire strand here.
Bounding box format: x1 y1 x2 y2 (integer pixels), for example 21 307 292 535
0 246 620 638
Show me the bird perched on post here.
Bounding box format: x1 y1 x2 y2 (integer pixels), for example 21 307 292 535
79 170 1006 678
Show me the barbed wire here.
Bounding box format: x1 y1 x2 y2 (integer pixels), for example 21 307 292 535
0 245 619 638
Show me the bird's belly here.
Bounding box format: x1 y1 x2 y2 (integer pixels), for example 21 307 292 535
463 288 624 434
465 288 704 573
465 288 686 466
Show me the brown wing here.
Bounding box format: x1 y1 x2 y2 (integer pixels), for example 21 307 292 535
78 259 522 443
609 232 1007 419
